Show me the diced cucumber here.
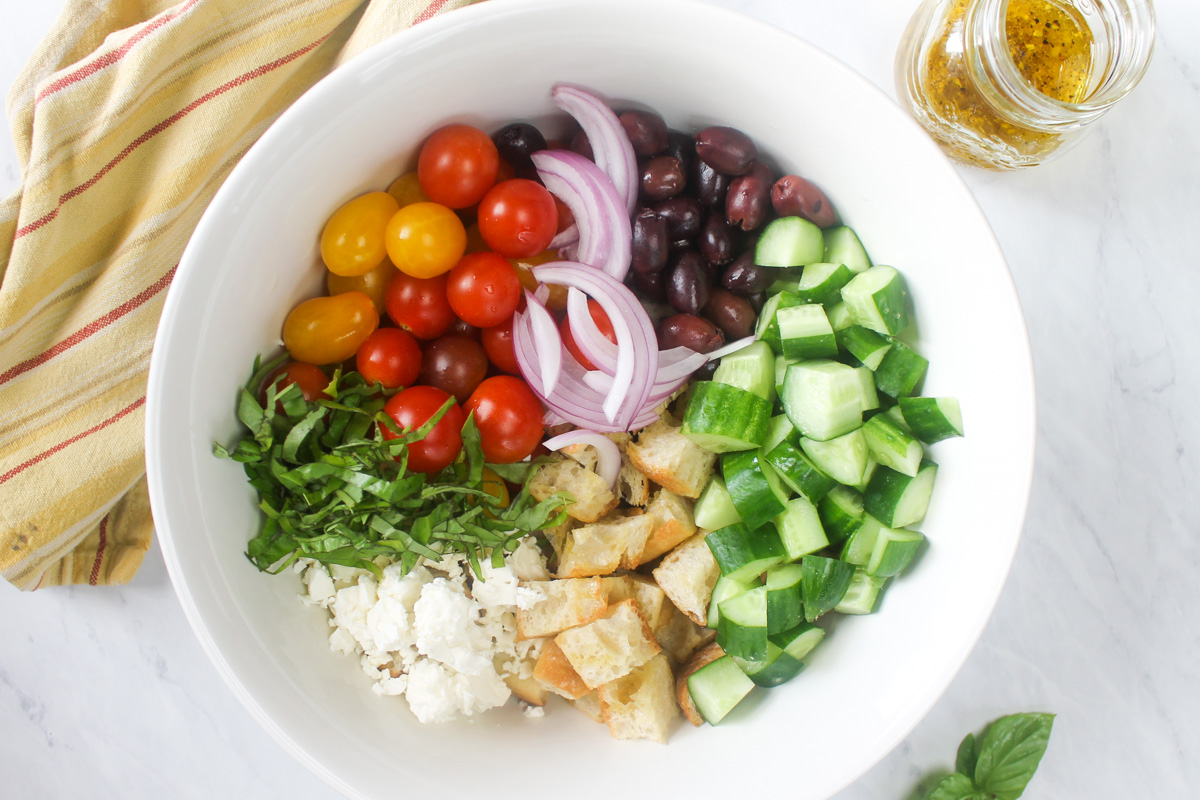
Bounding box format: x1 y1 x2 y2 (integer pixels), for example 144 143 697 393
763 441 837 502
755 216 824 268
841 514 888 567
733 643 803 687
873 339 928 398
822 226 871 273
770 622 826 662
862 413 924 477
764 564 805 634
854 456 879 492
835 569 888 615
826 300 854 331
841 265 911 336
712 340 776 402
800 428 869 487
856 366 881 413
773 495 829 560
817 485 864 545
867 526 924 577
694 475 744 531
705 522 787 582
708 574 756 628
761 414 797 454
795 262 853 305
717 585 768 660
898 396 964 443
755 291 803 355
682 381 772 453
777 305 838 360
687 655 756 724
864 459 938 528
837 325 893 370
773 355 797 397
800 555 855 622
781 360 868 441
723 449 790 530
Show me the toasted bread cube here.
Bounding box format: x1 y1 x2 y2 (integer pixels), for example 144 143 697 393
617 451 650 507
569 691 604 723
541 516 579 559
561 442 599 473
653 601 718 668
516 578 606 640
652 532 721 626
599 653 680 743
626 419 717 498
675 642 727 726
555 599 662 689
636 489 698 565
556 513 654 578
602 574 670 630
529 458 618 523
533 639 591 700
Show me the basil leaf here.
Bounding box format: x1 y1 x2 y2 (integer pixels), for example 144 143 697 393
973 713 1055 799
923 773 981 800
956 732 978 779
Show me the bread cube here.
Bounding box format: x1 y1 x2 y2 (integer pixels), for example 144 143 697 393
529 457 618 523
599 653 680 743
516 577 606 640
626 419 717 498
554 599 661 689
652 531 721 626
636 489 698 565
555 513 654 578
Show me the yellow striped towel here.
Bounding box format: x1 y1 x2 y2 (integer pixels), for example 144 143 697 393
0 0 480 590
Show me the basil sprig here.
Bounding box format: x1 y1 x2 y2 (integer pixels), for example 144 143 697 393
924 713 1055 800
215 355 571 579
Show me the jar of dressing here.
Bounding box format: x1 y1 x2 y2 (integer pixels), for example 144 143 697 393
895 0 1156 169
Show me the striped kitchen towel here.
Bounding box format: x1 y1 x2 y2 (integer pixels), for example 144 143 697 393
0 0 480 590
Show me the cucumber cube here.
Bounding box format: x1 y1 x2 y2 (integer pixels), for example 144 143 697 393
841 265 911 336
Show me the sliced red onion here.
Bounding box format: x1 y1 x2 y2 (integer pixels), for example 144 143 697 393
523 290 562 396
549 225 579 251
552 84 638 214
532 150 631 280
544 408 570 427
566 288 618 376
543 430 622 490
705 335 757 361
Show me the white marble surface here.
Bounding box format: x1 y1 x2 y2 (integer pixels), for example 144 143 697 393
2 0 1198 797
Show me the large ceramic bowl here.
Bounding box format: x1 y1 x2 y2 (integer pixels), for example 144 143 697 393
145 1 1036 798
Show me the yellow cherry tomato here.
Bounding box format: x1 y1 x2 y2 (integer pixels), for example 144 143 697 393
512 249 566 310
320 192 400 277
476 466 511 518
282 291 379 365
386 172 429 208
385 201 467 279
326 260 392 313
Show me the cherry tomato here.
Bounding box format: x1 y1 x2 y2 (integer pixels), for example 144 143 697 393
465 376 545 463
259 361 329 407
384 272 456 340
446 251 522 328
477 179 558 258
417 124 500 209
385 201 467 279
283 291 379 365
386 172 428 208
554 196 575 234
382 385 465 474
327 260 392 313
512 249 567 310
481 317 520 375
320 192 400 277
418 334 489 403
356 327 422 389
480 466 511 511
559 299 617 371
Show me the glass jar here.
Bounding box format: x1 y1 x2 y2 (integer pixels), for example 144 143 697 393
895 0 1156 169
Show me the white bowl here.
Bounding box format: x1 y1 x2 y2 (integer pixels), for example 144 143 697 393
145 1 1035 798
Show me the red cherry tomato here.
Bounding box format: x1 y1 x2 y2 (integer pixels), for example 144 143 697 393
477 179 558 258
384 272 456 340
481 317 520 375
260 361 329 407
417 124 500 209
559 299 617 371
382 385 465 474
445 252 522 328
356 328 422 389
465 376 545 463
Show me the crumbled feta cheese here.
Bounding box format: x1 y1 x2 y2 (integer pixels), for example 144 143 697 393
301 562 336 608
471 561 521 608
523 704 546 719
510 537 552 581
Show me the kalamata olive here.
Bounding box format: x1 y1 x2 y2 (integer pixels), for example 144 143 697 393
658 314 726 353
663 130 694 173
620 110 669 156
694 126 757 176
726 161 774 232
631 207 669 274
699 213 735 266
631 268 667 302
693 360 719 381
693 158 731 208
640 156 686 200
746 291 766 313
419 334 488 403
771 175 838 228
570 129 594 161
653 195 703 241
447 317 481 341
721 252 769 296
492 122 547 170
703 288 756 340
667 251 710 316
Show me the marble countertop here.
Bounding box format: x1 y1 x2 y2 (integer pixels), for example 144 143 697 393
3 1 1198 797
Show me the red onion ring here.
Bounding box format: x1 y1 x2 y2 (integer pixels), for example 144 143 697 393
532 150 631 281
552 84 638 215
